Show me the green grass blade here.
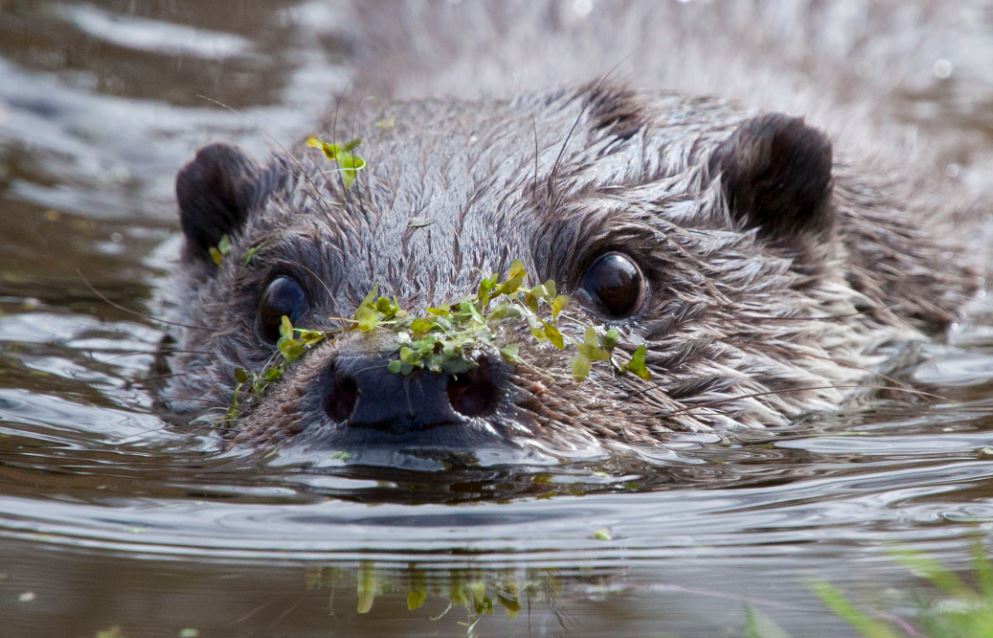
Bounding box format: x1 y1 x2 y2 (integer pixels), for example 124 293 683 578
889 549 974 599
811 582 900 638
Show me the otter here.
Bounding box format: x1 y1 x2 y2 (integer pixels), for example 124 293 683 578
159 1 982 461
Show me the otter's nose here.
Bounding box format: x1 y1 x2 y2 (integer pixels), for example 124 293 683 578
323 355 500 433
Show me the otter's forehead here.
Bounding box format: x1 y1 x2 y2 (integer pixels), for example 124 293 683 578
265 86 747 307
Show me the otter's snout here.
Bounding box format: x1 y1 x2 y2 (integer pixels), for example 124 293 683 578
323 354 501 433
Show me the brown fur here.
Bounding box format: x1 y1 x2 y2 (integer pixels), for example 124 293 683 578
159 1 983 460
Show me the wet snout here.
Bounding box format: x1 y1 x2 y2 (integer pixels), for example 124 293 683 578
324 353 502 434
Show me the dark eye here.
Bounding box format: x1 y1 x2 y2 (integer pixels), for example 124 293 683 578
578 252 646 318
257 276 309 343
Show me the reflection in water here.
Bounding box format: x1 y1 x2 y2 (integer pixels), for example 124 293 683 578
2 1 993 636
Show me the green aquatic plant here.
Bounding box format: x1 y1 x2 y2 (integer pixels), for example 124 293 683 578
351 261 570 376
208 233 231 266
305 562 554 633
241 241 263 266
808 542 993 638
221 258 650 424
306 135 366 188
735 541 993 638
224 316 326 424
347 259 648 381
811 582 900 638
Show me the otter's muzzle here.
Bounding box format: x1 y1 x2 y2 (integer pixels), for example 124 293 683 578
323 354 501 434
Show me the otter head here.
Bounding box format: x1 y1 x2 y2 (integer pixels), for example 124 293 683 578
163 82 953 466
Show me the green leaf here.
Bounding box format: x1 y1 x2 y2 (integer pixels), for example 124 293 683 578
280 315 293 339
242 243 261 266
582 326 597 346
601 327 620 351
477 274 497 309
409 317 436 335
305 135 324 151
357 561 377 614
295 328 326 346
523 289 540 313
571 353 591 382
354 286 384 332
500 344 520 363
499 593 521 618
544 279 557 299
278 339 305 362
374 295 400 317
495 260 526 295
487 304 522 321
442 357 475 375
337 154 365 189
623 344 651 380
399 346 417 364
551 294 569 319
307 135 365 189
407 587 428 611
576 342 609 362
544 322 564 349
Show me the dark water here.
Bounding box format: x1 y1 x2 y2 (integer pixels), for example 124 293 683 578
3 2 993 637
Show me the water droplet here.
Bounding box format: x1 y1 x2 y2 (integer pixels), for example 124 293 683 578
933 58 953 80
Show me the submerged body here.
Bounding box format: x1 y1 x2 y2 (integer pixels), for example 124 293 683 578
160 1 983 461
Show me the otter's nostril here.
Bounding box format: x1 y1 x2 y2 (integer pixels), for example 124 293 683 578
325 367 359 423
447 359 500 418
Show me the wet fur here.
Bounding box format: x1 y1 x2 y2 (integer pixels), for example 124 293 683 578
162 1 981 454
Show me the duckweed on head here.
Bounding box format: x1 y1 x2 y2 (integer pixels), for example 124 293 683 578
220 258 650 426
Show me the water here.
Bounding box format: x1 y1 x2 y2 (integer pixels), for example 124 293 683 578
2 2 993 636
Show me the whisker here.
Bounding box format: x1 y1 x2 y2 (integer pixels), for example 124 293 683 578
742 302 902 322
530 112 540 199
128 370 191 386
293 263 339 312
547 53 635 202
195 94 336 222
76 269 207 332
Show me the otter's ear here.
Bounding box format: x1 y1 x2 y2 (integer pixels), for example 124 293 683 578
176 142 261 262
709 114 833 239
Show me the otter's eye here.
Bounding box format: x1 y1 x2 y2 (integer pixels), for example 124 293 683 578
578 252 646 318
257 276 309 343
